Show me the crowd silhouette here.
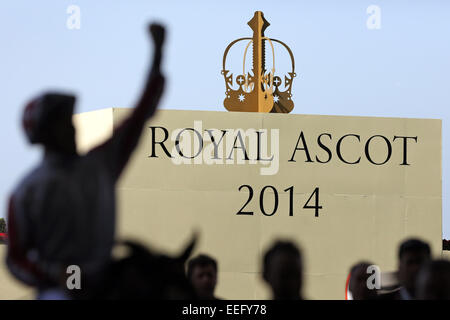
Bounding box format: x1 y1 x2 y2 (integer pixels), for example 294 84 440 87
4 22 450 300
348 261 377 300
263 241 303 300
187 254 219 300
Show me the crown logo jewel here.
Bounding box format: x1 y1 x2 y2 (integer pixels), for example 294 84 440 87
221 11 296 113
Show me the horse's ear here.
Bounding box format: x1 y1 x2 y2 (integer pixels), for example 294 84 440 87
123 240 148 254
178 232 199 262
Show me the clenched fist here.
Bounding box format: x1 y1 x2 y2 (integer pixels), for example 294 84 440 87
149 23 165 49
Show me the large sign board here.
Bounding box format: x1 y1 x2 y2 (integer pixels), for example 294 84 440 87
73 108 441 299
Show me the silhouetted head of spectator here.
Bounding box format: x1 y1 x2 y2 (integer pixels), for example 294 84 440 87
349 261 378 300
397 238 431 297
416 259 450 300
22 93 77 155
187 254 218 300
263 240 303 300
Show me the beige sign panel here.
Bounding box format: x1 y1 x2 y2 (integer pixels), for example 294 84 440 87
0 109 442 300
0 109 442 299
0 247 34 299
73 108 442 300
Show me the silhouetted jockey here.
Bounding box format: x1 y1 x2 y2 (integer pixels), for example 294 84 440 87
6 24 165 299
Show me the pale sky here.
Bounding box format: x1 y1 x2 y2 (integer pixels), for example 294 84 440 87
1 0 449 237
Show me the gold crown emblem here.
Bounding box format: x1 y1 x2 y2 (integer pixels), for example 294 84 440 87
221 11 296 113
